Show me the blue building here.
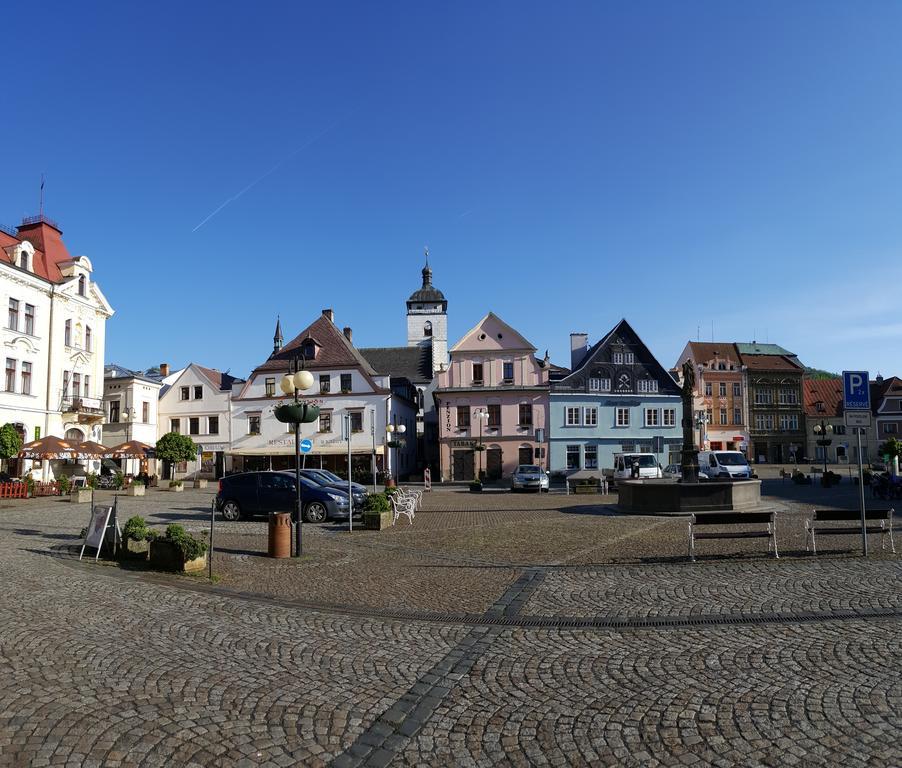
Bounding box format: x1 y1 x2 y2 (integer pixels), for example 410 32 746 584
549 319 683 474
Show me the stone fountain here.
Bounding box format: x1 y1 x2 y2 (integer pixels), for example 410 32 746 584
616 360 762 516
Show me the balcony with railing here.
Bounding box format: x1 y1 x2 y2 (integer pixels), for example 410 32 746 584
60 395 105 423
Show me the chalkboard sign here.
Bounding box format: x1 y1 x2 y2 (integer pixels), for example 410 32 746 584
79 505 116 562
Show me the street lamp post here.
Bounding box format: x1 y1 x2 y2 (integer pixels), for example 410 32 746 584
473 408 489 481
813 420 834 478
280 363 314 558
386 422 407 484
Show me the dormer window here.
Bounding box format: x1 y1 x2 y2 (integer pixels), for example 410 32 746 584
19 251 29 271
78 275 86 296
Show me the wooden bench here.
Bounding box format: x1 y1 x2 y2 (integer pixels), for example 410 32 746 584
688 511 779 561
805 508 895 555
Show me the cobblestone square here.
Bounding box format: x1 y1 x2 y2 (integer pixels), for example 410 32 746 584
0 482 898 766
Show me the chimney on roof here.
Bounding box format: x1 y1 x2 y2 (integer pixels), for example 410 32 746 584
343 326 353 343
570 333 589 370
322 308 334 323
160 363 170 377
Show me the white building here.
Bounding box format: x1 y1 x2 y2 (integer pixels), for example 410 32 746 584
102 364 162 475
229 310 417 480
157 362 243 479
0 215 113 478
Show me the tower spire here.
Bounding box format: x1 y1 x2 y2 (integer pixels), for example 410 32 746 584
422 246 432 287
273 315 283 353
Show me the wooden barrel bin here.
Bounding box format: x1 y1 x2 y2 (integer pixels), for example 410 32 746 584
268 512 292 558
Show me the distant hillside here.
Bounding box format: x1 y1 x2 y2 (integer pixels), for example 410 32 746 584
804 367 840 380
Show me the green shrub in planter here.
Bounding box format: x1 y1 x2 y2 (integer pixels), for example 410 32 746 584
363 493 391 512
469 481 483 493
163 524 207 561
58 475 70 495
149 525 207 572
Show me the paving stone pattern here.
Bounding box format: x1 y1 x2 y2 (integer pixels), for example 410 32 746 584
0 487 898 766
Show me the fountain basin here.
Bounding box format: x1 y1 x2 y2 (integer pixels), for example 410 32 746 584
617 478 762 516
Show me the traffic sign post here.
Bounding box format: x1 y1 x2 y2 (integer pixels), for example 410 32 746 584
843 370 870 556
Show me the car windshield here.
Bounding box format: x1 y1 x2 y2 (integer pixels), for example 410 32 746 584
715 453 749 466
302 472 330 485
318 470 344 483
516 465 541 474
625 455 657 468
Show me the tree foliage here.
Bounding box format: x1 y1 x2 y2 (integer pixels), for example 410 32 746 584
878 437 902 461
803 367 840 381
0 424 23 460
155 432 198 465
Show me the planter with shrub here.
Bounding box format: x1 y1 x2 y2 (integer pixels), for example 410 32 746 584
363 492 393 530
121 515 155 559
169 480 184 493
70 487 93 503
149 524 207 572
469 481 483 493
126 479 146 497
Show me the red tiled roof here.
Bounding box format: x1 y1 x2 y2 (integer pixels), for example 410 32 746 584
195 364 243 391
1 218 74 284
740 353 803 372
803 379 843 417
684 342 741 365
251 314 378 376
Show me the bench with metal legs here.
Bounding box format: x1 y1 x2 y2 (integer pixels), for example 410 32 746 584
805 508 895 555
389 494 415 525
688 511 779 562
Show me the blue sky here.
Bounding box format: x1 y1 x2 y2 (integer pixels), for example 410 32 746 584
3 2 901 379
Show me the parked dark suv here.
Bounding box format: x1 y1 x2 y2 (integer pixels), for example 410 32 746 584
215 471 350 522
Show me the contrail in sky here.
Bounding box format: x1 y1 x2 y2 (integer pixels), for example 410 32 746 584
191 107 359 233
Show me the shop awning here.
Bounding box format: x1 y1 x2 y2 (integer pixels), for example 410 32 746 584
227 444 385 457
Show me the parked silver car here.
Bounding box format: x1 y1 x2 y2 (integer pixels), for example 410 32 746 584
511 465 550 492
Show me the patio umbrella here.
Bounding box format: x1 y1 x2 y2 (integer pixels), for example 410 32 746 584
107 440 156 459
18 435 81 460
75 441 112 459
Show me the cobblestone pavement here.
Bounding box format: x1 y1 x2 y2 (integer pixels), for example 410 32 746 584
0 486 898 766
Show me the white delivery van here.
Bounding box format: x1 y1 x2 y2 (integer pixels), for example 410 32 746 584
697 450 752 480
613 453 663 482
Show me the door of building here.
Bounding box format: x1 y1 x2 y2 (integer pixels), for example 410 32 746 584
452 450 474 481
518 446 533 466
486 448 503 480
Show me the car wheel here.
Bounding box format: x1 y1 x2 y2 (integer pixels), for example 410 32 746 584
304 502 328 523
221 501 241 521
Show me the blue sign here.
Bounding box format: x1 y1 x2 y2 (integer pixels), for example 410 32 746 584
842 370 870 410
299 438 313 454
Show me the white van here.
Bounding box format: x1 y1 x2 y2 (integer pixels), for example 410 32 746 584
698 450 752 480
613 453 663 482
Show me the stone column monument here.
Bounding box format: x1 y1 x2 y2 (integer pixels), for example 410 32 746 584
679 360 700 484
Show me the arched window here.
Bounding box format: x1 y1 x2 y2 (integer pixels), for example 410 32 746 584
65 428 84 444
78 275 86 296
85 326 92 352
19 251 29 271
424 321 432 337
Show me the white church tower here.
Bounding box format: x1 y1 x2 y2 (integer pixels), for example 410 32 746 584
406 249 448 374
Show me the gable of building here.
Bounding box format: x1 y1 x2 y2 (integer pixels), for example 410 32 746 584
553 319 680 396
449 312 537 355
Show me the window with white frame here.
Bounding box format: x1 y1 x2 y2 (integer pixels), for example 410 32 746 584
779 414 798 431
583 407 597 426
778 388 798 404
612 352 623 364
644 408 659 427
719 382 727 397
625 352 634 364
754 389 773 405
884 423 898 434
734 408 742 424
720 408 727 425
4 358 15 392
248 413 261 435
704 382 712 396
566 407 581 426
584 444 598 469
733 383 741 397
755 414 774 430
663 408 676 427
638 379 658 393
589 378 601 391
566 444 580 469
616 407 630 427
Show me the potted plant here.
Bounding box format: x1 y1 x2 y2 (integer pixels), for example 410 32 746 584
58 475 70 496
169 479 184 493
70 481 93 503
363 492 393 530
155 432 198 487
149 524 207 573
274 401 320 424
121 515 156 559
469 480 483 493
126 477 146 497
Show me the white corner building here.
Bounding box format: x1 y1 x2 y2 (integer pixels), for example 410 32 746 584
0 215 113 478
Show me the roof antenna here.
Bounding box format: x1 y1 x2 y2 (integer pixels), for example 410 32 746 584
711 320 714 342
39 173 45 217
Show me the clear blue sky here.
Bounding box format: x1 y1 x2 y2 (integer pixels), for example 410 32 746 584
3 2 901 379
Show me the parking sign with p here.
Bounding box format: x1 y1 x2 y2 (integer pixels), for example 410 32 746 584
842 371 870 411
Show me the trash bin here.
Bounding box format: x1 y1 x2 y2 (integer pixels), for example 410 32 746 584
268 512 292 558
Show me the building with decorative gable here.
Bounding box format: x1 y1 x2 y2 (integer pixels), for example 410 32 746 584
0 214 113 478
549 319 682 474
229 310 417 479
433 312 551 482
873 375 902 451
673 342 749 453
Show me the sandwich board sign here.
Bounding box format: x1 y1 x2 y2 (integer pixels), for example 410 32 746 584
79 505 119 562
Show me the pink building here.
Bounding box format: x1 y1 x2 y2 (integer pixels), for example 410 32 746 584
434 313 550 481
